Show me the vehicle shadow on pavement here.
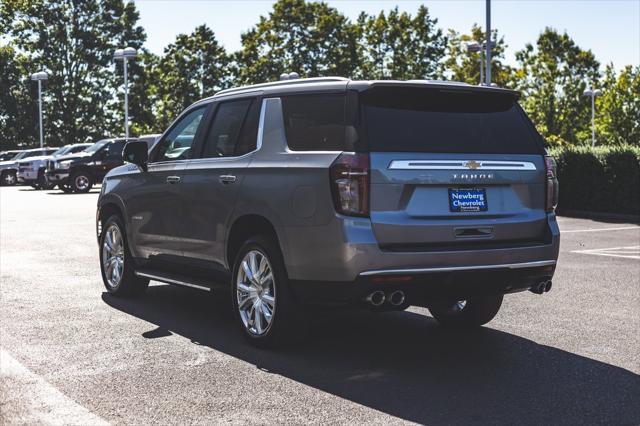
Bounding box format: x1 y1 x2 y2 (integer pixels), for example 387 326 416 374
102 285 640 425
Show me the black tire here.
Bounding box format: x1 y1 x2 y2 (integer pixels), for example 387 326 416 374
428 294 503 329
231 234 306 348
1 170 17 186
59 183 74 193
99 214 148 297
70 170 93 193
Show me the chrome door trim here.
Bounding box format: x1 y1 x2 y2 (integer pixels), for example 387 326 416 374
359 260 556 277
388 160 537 171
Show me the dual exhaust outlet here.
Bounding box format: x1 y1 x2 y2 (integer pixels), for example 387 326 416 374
529 280 553 295
366 290 405 307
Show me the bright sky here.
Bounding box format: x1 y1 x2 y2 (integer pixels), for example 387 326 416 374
134 0 639 70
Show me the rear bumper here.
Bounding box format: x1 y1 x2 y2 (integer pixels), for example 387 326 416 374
291 261 556 305
281 213 560 303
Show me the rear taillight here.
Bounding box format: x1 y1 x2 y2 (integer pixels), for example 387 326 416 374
545 156 559 211
329 152 369 217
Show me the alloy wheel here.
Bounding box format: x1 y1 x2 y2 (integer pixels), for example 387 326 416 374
102 224 125 289
75 175 90 191
236 250 276 336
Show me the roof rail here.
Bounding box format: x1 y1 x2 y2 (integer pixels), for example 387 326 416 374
215 76 349 97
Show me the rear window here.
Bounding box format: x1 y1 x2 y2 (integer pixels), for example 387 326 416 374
281 94 346 151
361 87 543 154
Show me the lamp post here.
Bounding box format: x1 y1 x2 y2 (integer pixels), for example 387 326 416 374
583 87 602 147
113 47 137 139
30 71 48 149
465 41 496 86
486 0 492 85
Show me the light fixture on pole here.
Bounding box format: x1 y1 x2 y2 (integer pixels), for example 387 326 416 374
583 87 602 147
30 71 48 149
465 41 496 86
113 47 137 139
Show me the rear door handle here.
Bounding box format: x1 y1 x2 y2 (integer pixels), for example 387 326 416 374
219 175 237 184
166 175 181 184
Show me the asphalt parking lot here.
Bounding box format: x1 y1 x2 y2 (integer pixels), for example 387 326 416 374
1 185 639 425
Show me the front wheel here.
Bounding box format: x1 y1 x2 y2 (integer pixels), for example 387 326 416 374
99 215 148 297
71 171 93 193
1 171 17 186
231 235 306 348
428 294 503 329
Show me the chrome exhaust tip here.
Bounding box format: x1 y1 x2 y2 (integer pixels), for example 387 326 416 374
366 290 386 307
529 281 547 295
544 280 553 292
388 290 406 306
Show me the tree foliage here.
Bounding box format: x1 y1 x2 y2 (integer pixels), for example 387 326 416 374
515 28 601 145
1 1 638 150
0 45 38 148
356 6 447 80
1 0 146 146
596 65 640 146
445 24 513 88
235 0 359 84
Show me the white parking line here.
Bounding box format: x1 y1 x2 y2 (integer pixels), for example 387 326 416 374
562 226 640 233
0 349 109 425
571 245 640 260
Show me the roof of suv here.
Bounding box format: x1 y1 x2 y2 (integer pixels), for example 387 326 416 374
210 77 520 101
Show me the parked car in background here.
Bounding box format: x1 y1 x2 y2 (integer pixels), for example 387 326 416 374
17 143 91 190
46 135 158 193
96 77 560 347
0 148 56 186
0 150 22 162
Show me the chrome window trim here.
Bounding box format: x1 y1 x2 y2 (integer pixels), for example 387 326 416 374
359 260 556 277
183 98 266 166
388 160 537 171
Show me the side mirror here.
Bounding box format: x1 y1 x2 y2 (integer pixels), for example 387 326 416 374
123 141 148 171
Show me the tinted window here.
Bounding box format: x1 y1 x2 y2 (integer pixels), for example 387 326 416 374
202 100 252 158
361 87 543 154
104 141 125 158
282 94 346 151
154 107 206 162
235 100 261 156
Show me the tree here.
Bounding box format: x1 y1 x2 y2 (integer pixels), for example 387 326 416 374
152 24 230 130
0 45 38 149
596 65 640 146
445 24 514 87
356 6 447 80
1 0 147 146
515 28 601 145
235 0 359 84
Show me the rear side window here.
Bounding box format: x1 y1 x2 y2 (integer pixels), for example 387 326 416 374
361 87 544 154
202 99 252 158
281 94 346 151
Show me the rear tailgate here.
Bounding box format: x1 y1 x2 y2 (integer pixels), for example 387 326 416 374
361 85 548 250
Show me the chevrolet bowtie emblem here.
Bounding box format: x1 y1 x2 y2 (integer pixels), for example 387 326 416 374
464 160 482 170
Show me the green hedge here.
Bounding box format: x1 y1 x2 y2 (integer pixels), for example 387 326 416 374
548 146 640 215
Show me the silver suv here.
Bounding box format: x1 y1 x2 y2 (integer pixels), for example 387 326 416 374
97 77 560 347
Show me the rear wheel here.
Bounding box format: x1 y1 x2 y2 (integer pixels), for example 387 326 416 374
99 215 148 297
1 171 16 186
71 171 93 193
429 294 503 329
231 234 306 348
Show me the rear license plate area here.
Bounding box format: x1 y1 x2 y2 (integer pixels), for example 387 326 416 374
448 188 488 212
